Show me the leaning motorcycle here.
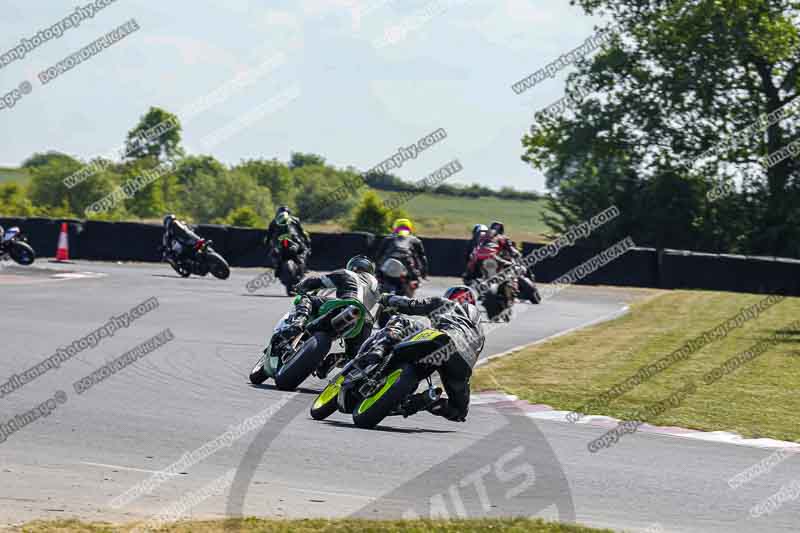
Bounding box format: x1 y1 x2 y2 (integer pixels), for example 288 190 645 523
249 289 371 391
310 328 450 429
272 233 306 296
0 227 35 265
164 239 230 280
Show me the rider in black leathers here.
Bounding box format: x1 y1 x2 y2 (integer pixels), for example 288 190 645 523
281 256 381 376
366 286 485 422
265 206 311 266
375 218 428 283
161 214 201 260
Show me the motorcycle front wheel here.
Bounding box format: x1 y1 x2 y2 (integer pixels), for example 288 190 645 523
310 375 344 420
249 353 269 385
9 241 35 265
207 251 230 280
274 332 332 391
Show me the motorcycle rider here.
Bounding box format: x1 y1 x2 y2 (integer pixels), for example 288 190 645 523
365 286 485 422
161 214 202 261
462 223 488 283
375 218 428 284
480 221 539 304
486 221 522 262
281 255 381 377
265 206 311 256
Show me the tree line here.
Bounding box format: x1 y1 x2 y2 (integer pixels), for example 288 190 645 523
0 106 538 234
523 0 800 259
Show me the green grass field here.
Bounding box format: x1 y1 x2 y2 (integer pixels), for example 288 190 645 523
0 166 29 184
475 290 800 442
307 192 551 242
14 518 614 533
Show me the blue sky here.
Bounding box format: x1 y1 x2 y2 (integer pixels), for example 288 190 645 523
0 0 606 192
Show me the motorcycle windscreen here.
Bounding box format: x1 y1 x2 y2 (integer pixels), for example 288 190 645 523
3 227 19 241
380 257 407 278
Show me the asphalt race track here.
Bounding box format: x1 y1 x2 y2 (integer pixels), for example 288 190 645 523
1 262 798 532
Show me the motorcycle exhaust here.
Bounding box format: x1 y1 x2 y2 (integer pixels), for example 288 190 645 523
332 306 361 333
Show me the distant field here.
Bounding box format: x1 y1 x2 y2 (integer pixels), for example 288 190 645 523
0 166 28 183
0 169 552 242
308 191 552 243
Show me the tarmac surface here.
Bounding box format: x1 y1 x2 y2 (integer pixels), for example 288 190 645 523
1 261 797 532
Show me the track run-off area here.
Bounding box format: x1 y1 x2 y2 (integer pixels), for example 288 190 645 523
1 262 798 532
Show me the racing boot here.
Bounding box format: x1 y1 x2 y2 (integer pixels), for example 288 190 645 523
400 387 442 418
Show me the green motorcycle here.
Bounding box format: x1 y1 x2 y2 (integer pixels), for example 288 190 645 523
249 290 371 391
310 328 451 429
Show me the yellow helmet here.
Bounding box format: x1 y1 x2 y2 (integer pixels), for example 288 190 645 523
392 218 414 236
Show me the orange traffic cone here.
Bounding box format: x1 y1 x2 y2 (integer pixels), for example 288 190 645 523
55 222 70 262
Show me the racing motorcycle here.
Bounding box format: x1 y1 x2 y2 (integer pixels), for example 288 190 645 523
249 289 371 391
377 257 419 297
272 232 306 296
163 239 230 280
0 226 35 265
375 257 419 327
310 328 450 429
467 242 520 321
467 242 541 320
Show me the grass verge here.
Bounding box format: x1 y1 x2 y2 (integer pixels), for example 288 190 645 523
13 518 614 532
474 290 800 442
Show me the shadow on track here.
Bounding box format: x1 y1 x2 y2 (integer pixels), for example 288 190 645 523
320 419 456 434
248 383 320 395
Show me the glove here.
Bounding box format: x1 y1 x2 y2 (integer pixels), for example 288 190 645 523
379 293 394 307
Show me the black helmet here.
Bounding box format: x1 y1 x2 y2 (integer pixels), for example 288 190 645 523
443 285 477 306
489 221 504 234
163 214 176 228
346 255 375 275
277 205 291 215
472 223 488 236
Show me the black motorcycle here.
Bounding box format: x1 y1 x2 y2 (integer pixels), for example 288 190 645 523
249 290 370 391
272 232 306 295
310 327 451 429
163 239 230 280
0 226 35 265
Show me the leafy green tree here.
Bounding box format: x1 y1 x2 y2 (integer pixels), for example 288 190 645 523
21 151 74 170
289 152 326 169
220 206 263 228
182 168 272 223
119 158 169 218
0 183 35 216
125 107 183 161
349 191 391 234
27 154 117 217
174 155 226 185
235 158 293 205
524 0 800 256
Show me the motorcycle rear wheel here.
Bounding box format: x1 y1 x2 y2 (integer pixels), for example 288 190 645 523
170 259 192 278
